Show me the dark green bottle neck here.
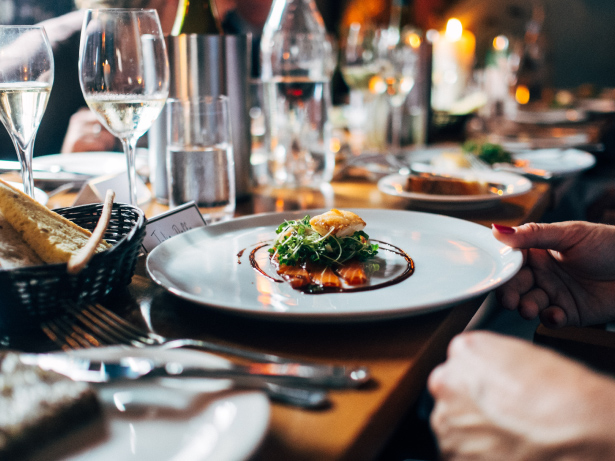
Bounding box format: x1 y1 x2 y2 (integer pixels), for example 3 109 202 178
390 0 416 30
171 0 223 35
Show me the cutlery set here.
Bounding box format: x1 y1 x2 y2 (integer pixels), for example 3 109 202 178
40 303 371 409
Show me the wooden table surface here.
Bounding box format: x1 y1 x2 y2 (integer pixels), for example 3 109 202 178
40 177 552 460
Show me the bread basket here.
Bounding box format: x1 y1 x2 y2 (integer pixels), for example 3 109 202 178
0 202 146 332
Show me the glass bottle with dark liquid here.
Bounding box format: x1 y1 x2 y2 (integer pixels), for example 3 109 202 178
260 0 334 188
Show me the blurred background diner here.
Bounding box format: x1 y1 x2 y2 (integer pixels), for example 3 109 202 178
4 0 615 158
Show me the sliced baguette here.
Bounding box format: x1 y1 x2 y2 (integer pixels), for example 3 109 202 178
0 179 111 264
0 213 44 269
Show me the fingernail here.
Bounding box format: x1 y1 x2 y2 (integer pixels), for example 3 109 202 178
492 223 515 234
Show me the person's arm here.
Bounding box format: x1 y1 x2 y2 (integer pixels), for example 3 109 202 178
39 10 84 51
61 108 116 153
428 331 615 460
492 221 615 327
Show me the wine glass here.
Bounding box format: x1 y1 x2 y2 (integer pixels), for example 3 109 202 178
0 26 53 198
376 27 419 154
340 24 387 151
79 9 169 205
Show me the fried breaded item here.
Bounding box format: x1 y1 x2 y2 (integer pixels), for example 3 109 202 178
309 209 366 237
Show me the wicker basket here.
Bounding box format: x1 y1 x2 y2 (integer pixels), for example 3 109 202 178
0 202 146 332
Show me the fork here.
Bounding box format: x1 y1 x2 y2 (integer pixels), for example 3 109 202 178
42 303 369 383
463 153 492 170
41 307 335 408
465 152 554 180
45 303 366 378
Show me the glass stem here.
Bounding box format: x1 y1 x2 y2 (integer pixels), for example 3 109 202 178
121 137 139 206
390 103 403 154
16 143 35 198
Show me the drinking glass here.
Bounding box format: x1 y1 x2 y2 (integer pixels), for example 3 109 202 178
166 96 236 223
0 26 53 198
340 24 384 104
79 9 169 205
377 28 419 153
340 24 387 151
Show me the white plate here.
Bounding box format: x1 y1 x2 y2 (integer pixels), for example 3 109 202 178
33 152 127 177
579 98 615 113
8 181 48 206
33 152 151 205
408 145 594 179
42 346 270 461
511 107 587 124
146 209 523 322
378 171 532 210
513 148 596 177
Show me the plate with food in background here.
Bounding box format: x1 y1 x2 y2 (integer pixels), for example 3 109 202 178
407 142 593 179
377 169 532 210
146 209 522 322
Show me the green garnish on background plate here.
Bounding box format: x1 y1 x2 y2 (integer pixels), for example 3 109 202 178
462 141 513 165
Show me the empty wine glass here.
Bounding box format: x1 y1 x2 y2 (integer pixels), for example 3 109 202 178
79 9 169 205
340 24 388 151
376 28 419 154
340 24 384 103
0 26 53 198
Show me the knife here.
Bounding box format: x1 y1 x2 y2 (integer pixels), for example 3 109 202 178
492 164 553 181
20 354 370 389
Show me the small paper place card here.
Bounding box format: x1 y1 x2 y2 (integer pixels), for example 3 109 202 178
72 173 151 206
141 201 206 253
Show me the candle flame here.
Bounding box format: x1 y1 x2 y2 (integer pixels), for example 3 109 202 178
369 75 386 95
516 85 530 104
493 35 509 51
406 32 422 49
445 18 463 42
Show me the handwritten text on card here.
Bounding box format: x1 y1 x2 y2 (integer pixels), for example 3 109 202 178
142 202 206 253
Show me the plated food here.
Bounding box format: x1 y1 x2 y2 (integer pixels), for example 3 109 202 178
147 209 523 321
420 142 594 179
406 174 491 196
0 352 101 459
462 141 513 165
268 209 384 291
378 171 532 211
0 347 270 461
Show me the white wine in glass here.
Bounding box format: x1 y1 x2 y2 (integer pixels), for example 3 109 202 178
79 9 169 205
0 27 53 198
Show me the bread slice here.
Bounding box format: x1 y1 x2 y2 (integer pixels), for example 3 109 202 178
0 213 44 269
0 179 110 264
0 352 102 459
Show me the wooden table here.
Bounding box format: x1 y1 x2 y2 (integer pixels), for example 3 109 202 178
40 178 551 460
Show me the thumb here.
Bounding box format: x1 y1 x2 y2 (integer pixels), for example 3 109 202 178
492 221 589 252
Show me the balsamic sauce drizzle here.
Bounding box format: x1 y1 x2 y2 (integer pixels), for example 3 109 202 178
245 239 414 294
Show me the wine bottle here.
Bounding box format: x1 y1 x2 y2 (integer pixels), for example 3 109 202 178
259 0 334 187
171 0 222 35
390 0 416 32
